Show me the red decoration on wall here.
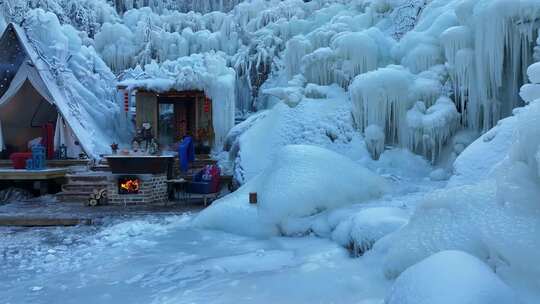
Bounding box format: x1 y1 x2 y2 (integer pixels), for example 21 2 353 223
204 97 211 113
124 91 129 113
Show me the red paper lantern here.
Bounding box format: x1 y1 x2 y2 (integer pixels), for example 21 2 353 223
124 91 129 113
204 98 211 113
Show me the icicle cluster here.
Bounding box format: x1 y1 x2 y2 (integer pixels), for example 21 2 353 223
406 97 459 163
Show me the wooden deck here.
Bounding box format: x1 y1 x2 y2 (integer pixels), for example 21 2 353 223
0 168 69 180
0 217 92 227
0 159 90 168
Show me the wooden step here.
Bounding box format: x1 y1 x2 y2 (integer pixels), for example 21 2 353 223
61 183 108 192
56 191 92 203
66 174 109 184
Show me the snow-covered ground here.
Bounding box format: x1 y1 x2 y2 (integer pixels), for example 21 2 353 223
0 215 391 304
1 128 539 303
0 148 443 304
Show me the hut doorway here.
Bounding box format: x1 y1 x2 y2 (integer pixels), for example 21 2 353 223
157 96 196 147
0 80 57 158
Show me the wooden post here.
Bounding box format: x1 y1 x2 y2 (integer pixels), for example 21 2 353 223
249 192 257 204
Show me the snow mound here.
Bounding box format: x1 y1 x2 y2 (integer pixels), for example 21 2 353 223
450 116 516 186
510 100 540 182
375 95 540 283
235 85 365 183
194 145 387 237
331 207 408 257
386 250 518 304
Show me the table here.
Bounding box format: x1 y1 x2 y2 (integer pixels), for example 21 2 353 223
166 178 188 203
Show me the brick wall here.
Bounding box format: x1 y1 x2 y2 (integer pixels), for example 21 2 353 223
107 174 167 205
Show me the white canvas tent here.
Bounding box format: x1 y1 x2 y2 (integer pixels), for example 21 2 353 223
0 23 90 158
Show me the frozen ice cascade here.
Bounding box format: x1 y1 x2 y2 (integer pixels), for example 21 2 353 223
348 0 540 161
4 0 540 162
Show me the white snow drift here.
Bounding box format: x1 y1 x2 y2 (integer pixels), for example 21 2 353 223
194 145 387 237
386 250 518 304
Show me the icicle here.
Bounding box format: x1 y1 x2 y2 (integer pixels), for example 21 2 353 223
284 36 313 79
401 43 443 74
300 47 336 86
331 31 379 79
365 124 385 160
469 0 540 130
440 25 472 67
454 48 483 130
406 97 459 163
349 65 415 146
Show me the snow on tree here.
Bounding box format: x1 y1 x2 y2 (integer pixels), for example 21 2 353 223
0 0 118 37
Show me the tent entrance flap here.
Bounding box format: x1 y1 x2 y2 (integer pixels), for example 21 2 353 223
0 61 54 107
0 80 56 155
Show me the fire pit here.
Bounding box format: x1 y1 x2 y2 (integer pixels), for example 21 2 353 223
118 176 141 195
104 155 173 205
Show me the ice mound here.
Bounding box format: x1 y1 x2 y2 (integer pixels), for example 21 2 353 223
234 86 364 183
373 93 540 283
194 145 387 237
450 116 516 186
386 250 518 304
331 207 408 257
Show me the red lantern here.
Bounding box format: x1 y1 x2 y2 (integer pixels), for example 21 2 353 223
124 91 129 113
204 97 211 113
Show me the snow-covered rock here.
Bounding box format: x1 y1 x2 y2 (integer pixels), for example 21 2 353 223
386 250 518 304
331 207 408 256
194 145 387 237
450 116 516 186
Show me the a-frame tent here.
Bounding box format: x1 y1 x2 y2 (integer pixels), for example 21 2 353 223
0 23 86 159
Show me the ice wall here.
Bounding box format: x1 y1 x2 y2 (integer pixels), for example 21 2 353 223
347 0 540 161
11 0 540 163
113 0 244 14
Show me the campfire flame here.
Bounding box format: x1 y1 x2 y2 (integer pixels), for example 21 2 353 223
120 179 140 193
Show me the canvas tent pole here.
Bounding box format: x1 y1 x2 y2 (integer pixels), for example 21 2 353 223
0 118 4 152
55 112 91 159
